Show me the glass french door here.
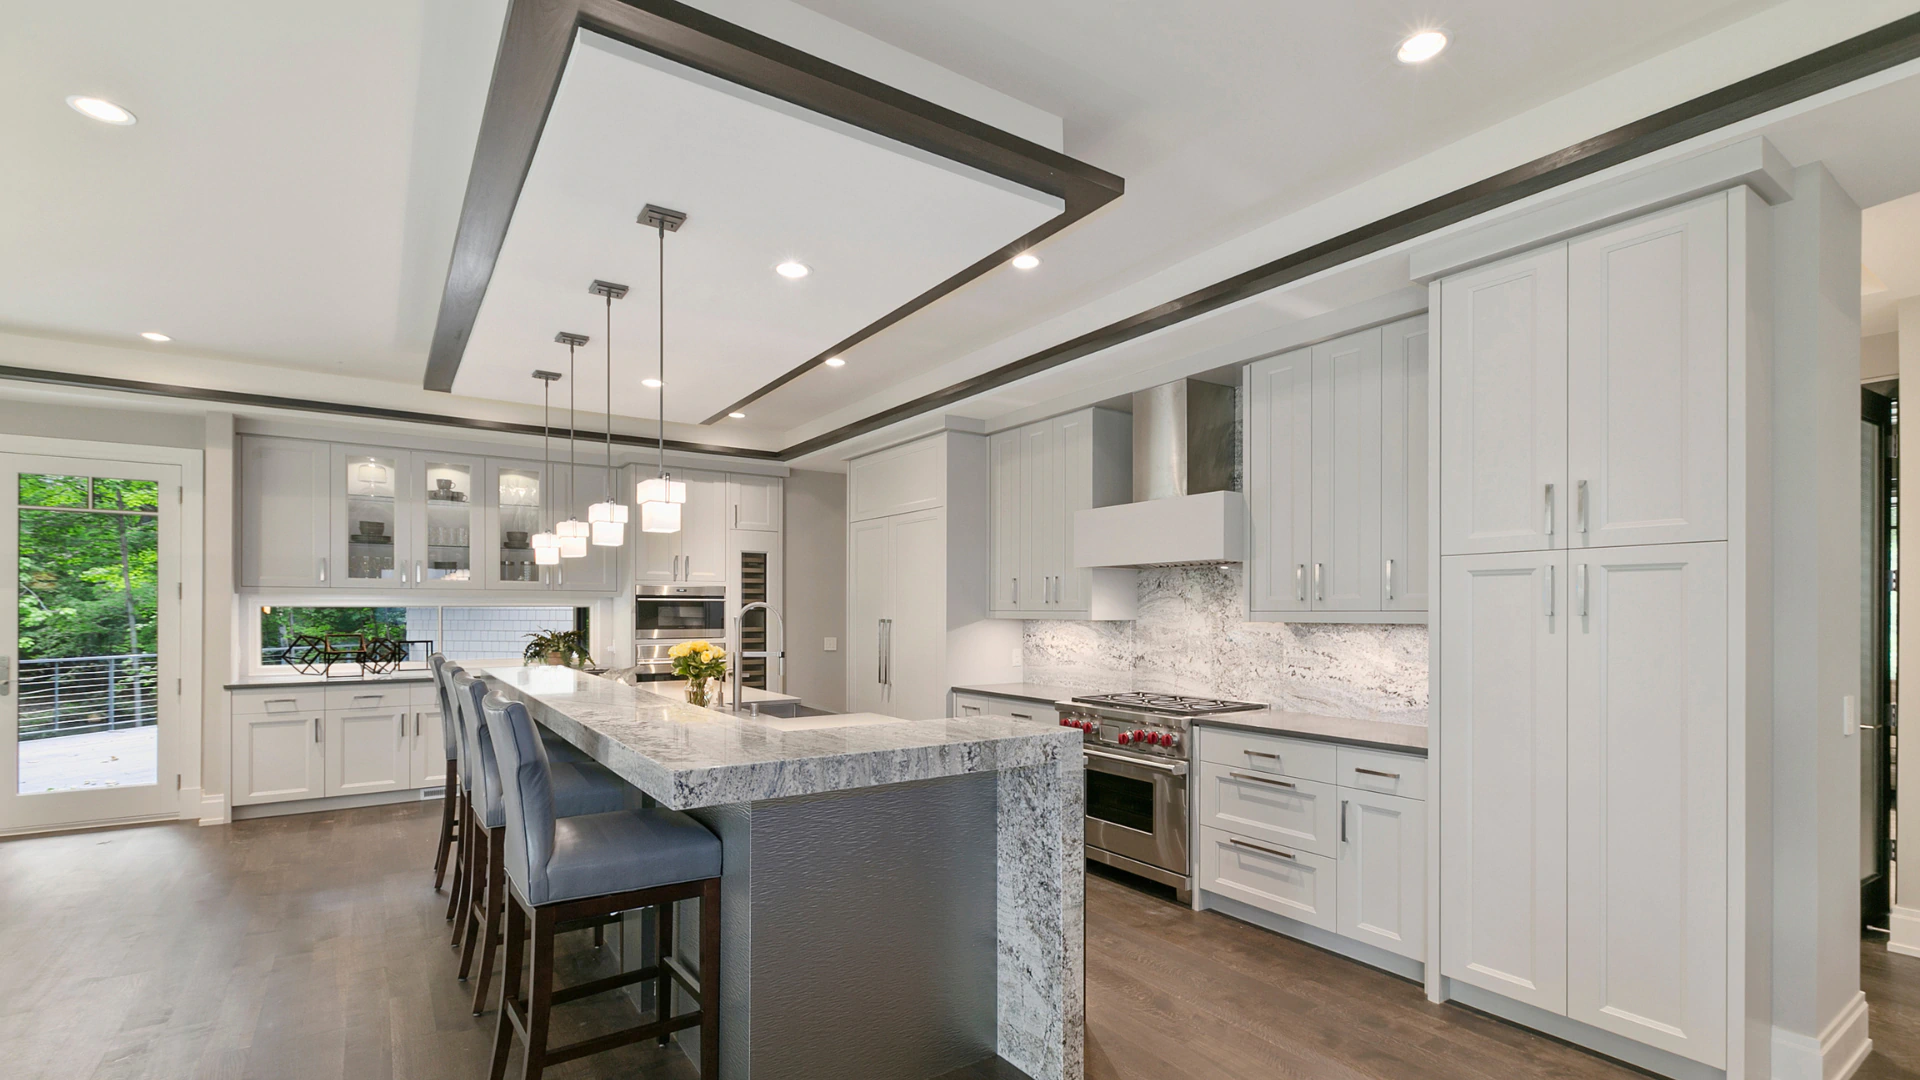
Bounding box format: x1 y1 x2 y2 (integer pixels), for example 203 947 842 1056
0 453 181 833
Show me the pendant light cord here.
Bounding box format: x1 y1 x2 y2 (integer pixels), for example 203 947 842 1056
605 293 615 500
658 221 666 477
541 378 551 531
567 342 577 503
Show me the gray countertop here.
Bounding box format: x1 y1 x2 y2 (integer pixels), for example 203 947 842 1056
480 665 1078 810
951 682 1108 707
1195 708 1428 754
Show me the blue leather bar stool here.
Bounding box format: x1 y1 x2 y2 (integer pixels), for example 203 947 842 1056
428 654 462 897
483 691 721 1080
449 667 634 1016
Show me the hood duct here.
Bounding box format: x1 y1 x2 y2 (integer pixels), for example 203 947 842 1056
1074 379 1246 569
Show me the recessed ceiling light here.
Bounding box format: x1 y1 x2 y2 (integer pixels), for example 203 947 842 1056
140 331 171 342
728 412 746 419
67 95 136 125
775 261 810 279
642 377 664 388
1397 30 1448 64
1011 252 1041 270
823 357 846 368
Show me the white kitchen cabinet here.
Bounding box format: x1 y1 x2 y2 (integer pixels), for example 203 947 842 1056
1438 246 1568 556
485 458 550 590
548 464 617 594
1311 329 1384 611
1336 788 1426 962
846 509 947 719
1566 200 1728 550
331 445 410 588
1381 317 1430 612
238 436 332 588
987 408 1133 619
1198 825 1337 933
636 468 727 586
846 516 891 715
1248 318 1426 621
1565 543 1727 1065
230 694 326 805
325 706 412 797
410 453 483 590
728 473 782 532
1438 550 1567 1014
949 691 1048 723
1198 762 1338 857
411 703 448 789
1247 346 1313 613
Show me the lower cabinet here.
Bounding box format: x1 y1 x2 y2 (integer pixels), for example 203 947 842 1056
232 682 442 806
948 691 1049 723
1195 725 1427 968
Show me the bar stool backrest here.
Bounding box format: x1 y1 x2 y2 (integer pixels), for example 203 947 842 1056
443 662 473 791
453 671 505 824
428 653 459 766
482 692 559 906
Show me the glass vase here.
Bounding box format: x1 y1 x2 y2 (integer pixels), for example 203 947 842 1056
686 678 709 707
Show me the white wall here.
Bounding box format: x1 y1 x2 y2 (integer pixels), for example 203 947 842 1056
1861 331 1898 383
1890 299 1920 961
1769 162 1867 1073
783 470 847 711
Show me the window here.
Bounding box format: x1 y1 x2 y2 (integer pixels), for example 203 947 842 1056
252 604 588 672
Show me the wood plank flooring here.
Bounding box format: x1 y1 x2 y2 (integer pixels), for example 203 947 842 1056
2 801 1917 1080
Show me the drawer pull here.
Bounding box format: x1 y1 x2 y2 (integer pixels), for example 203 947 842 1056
1228 837 1295 860
352 694 383 703
1353 767 1401 780
1241 750 1278 760
263 698 299 712
1228 771 1296 790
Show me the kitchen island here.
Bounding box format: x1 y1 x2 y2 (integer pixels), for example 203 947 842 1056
478 665 1084 1080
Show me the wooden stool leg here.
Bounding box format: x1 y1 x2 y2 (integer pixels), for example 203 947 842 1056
655 899 675 1045
453 808 477 949
489 893 525 1080
470 829 506 1013
699 879 720 1079
521 906 558 1080
432 769 457 890
458 826 488 981
444 789 465 921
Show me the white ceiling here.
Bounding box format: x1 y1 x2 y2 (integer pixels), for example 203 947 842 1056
453 32 1060 425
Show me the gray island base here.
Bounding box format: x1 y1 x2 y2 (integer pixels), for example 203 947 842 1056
480 666 1085 1080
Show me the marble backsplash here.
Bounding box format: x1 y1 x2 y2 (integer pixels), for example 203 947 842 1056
1023 565 1429 724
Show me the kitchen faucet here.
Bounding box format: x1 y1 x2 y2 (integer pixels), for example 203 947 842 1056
731 601 785 712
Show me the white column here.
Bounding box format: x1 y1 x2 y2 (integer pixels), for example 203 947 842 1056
1890 297 1920 959
1770 163 1869 1080
199 411 236 825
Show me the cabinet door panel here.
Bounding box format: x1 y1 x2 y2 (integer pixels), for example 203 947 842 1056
846 517 891 715
1198 826 1336 931
1312 329 1384 609
1439 550 1567 1013
232 712 324 805
551 465 616 594
486 459 549 590
412 454 482 590
886 509 947 719
1053 412 1091 612
989 430 1024 613
679 470 728 584
326 710 411 797
1566 543 1726 1065
1439 247 1568 555
1022 423 1056 613
728 473 781 532
1247 349 1313 613
1382 316 1430 611
1337 789 1426 961
1197 763 1337 857
1568 198 1728 549
239 437 331 588
412 708 447 789
331 445 409 587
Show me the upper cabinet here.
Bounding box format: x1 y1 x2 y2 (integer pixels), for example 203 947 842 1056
412 454 482 590
332 445 409 588
239 436 331 588
1438 197 1727 557
729 473 782 532
635 468 728 586
1247 315 1428 622
988 408 1136 621
485 458 549 591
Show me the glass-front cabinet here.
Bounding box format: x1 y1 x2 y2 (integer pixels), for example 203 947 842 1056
412 455 481 590
330 446 407 586
486 459 548 590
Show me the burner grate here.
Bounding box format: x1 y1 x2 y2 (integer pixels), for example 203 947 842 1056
1072 691 1263 715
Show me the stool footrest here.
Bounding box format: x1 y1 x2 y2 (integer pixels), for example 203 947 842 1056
545 1012 704 1066
551 965 661 1005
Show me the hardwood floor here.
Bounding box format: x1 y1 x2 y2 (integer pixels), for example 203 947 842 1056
3 801 1918 1080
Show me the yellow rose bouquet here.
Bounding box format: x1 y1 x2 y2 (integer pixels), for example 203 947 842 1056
668 640 727 706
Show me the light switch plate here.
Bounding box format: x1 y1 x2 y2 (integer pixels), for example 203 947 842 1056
824 637 837 652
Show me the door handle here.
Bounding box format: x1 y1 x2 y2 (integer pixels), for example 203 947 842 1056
884 619 893 687
1576 563 1589 617
416 560 423 585
399 714 406 744
1295 564 1305 603
1544 483 1556 536
415 713 421 738
0 657 10 696
1012 577 1019 605
1384 558 1395 602
1313 562 1324 602
683 555 691 579
877 619 887 685
1577 479 1589 535
314 717 323 743
318 557 328 583
399 561 408 584
1544 563 1556 618
1340 799 1349 843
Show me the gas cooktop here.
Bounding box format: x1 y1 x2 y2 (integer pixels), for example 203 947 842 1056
1070 692 1263 716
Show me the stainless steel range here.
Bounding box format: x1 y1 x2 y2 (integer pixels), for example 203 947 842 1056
1056 691 1263 901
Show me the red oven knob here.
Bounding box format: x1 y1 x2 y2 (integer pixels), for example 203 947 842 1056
1117 731 1132 745
1166 732 1181 749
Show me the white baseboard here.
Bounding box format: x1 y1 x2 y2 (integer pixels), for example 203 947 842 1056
230 787 429 820
198 793 229 826
1772 991 1871 1080
1887 906 1920 958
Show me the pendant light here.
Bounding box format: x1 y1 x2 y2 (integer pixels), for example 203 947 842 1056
553 335 591 559
529 370 563 566
636 204 688 533
586 281 630 546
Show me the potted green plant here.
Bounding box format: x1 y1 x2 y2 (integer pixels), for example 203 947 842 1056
668 640 727 707
523 628 589 667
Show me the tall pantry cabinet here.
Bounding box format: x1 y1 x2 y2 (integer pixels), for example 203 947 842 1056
1433 189 1757 1071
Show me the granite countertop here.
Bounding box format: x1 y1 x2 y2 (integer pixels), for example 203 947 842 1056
226 672 434 690
1195 707 1428 754
951 682 1104 707
480 665 1078 810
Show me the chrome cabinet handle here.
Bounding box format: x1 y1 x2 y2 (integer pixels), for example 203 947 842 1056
1544 563 1556 618
0 657 9 696
884 619 893 687
415 713 421 737
682 556 690 579
352 694 381 704
1577 479 1589 534
1313 562 1324 602
1228 837 1296 860
1340 799 1349 843
1242 749 1277 760
416 560 423 585
1384 558 1395 602
1544 483 1555 536
318 557 328 583
1576 563 1589 617
1228 771 1297 789
264 697 298 710
314 717 322 743
1353 767 1400 780
399 561 408 584
399 714 406 743
1012 577 1019 605
1294 564 1305 603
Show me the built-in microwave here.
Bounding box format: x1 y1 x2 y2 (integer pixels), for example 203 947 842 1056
633 584 725 680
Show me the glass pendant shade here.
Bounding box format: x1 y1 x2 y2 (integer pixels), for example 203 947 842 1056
635 476 686 505
590 519 625 546
555 518 590 559
640 500 682 534
588 501 629 524
531 529 561 566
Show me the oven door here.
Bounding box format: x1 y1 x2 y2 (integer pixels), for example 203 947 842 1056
634 597 724 641
1083 746 1188 880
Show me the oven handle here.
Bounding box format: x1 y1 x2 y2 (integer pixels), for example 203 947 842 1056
1083 746 1187 777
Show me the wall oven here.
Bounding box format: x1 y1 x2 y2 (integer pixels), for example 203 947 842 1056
633 584 725 681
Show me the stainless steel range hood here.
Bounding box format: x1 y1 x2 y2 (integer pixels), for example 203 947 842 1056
1074 380 1247 568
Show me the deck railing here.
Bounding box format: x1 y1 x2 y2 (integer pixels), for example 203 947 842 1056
17 654 159 740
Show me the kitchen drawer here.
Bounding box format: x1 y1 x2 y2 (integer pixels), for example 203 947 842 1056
950 692 1048 724
1199 726 1336 783
1198 761 1337 857
229 688 326 717
1335 747 1428 801
1198 825 1335 932
412 682 442 707
325 686 412 712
